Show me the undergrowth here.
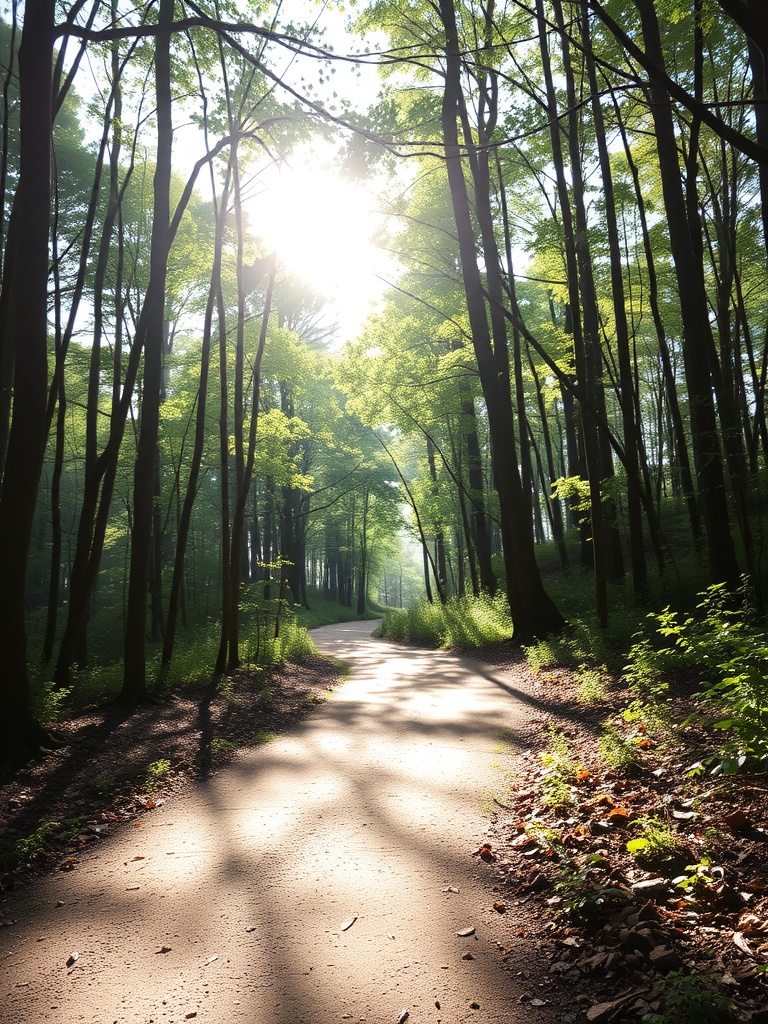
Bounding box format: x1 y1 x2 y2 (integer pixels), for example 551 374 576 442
381 592 513 648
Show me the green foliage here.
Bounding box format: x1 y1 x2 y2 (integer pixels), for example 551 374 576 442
540 726 581 810
672 857 715 900
555 854 633 928
626 815 678 865
295 590 382 629
575 663 608 703
599 723 638 775
624 583 768 774
641 970 735 1024
381 593 513 648
144 759 172 792
0 818 84 872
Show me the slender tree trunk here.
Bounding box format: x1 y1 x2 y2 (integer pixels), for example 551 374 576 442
613 91 701 541
120 0 174 704
635 0 739 585
536 0 608 623
582 4 649 592
162 172 230 669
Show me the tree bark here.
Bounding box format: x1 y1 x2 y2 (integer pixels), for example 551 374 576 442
0 1 59 763
439 0 563 639
120 0 174 704
634 0 740 586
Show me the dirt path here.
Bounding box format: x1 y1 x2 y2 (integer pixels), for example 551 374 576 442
1 622 554 1024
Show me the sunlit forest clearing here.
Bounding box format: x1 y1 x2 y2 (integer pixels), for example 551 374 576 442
2 4 768 1019
0 0 766 762
0 0 764 757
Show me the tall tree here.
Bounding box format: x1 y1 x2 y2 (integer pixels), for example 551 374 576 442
0 1 58 762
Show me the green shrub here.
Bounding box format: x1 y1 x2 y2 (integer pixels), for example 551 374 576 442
626 815 678 865
624 582 768 774
540 726 581 809
599 723 638 775
556 854 633 927
642 970 734 1024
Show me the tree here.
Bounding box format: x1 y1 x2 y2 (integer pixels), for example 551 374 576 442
0 1 58 762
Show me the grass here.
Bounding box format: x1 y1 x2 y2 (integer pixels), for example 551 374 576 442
0 817 85 872
27 587 374 725
144 758 173 792
380 592 513 648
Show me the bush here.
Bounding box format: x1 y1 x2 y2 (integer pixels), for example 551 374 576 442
624 582 768 774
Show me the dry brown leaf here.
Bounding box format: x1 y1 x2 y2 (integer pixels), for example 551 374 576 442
723 809 751 831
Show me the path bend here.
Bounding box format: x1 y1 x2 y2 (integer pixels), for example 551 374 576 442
1 620 553 1024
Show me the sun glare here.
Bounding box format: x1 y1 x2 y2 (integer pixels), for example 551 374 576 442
245 154 389 336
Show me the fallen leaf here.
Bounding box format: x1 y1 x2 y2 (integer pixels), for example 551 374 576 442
530 999 548 1007
456 927 476 937
340 915 358 932
586 989 649 1022
472 843 497 862
65 952 79 968
441 886 460 894
723 809 751 831
734 932 754 957
155 946 172 954
59 858 79 872
607 807 630 827
493 902 506 913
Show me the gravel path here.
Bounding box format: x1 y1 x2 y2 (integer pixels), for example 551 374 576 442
1 621 554 1024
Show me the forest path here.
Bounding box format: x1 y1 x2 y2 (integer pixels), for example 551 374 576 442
2 621 554 1024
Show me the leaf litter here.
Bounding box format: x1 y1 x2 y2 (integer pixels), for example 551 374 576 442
472 645 768 1023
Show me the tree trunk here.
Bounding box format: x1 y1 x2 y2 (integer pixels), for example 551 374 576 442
634 0 740 586
439 0 563 639
120 0 174 704
0 1 59 763
536 0 608 624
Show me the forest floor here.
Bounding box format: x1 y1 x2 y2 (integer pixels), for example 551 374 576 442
1 627 767 1023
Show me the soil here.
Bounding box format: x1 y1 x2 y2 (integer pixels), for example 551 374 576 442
1 631 766 1024
473 642 768 1024
0 655 340 883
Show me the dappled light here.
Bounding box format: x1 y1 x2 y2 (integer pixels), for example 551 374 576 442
1 623 540 1023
